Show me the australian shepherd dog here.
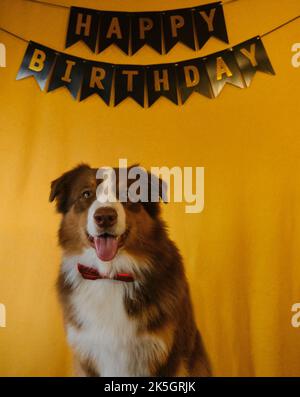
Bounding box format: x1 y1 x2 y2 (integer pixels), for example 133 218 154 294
49 164 211 377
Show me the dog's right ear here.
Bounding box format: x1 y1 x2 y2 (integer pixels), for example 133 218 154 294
49 164 91 213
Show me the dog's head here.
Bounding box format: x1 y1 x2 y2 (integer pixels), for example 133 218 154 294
49 164 166 261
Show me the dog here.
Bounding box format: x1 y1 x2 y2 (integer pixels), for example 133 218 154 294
49 164 211 377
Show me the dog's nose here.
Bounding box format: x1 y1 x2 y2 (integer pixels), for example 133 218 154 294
94 207 117 228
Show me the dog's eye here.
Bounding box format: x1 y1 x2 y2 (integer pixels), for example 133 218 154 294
81 190 92 199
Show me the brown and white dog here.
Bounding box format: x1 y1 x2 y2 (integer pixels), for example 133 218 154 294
49 164 211 377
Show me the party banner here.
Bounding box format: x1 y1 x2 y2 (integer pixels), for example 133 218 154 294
162 8 196 53
66 7 99 52
176 58 213 103
80 60 114 105
47 52 84 99
16 42 57 90
16 37 275 107
146 64 178 106
193 3 229 49
205 48 245 97
98 12 131 55
114 65 146 107
65 2 229 55
131 12 163 55
233 36 276 87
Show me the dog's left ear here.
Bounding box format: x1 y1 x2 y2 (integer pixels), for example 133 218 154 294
149 173 168 203
49 164 91 213
140 172 168 218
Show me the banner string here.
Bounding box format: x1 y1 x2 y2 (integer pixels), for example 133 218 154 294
223 0 240 4
0 27 29 43
0 13 299 45
261 15 300 37
25 0 68 9
23 0 240 10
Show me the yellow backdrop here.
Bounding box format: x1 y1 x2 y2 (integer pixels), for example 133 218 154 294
1 0 300 376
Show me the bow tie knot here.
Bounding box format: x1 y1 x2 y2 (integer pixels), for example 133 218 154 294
78 264 134 282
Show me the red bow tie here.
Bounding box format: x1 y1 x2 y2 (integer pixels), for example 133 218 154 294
78 264 134 282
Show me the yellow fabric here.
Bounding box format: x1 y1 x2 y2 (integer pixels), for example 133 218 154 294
1 0 300 377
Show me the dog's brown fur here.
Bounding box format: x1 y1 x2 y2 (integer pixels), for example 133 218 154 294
50 164 211 377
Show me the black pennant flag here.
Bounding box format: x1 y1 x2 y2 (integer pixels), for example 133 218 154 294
66 7 100 52
163 9 195 53
48 53 84 99
193 2 228 50
233 36 275 87
114 65 145 107
177 58 212 103
16 41 57 90
205 49 244 97
98 12 130 55
131 12 162 55
80 61 113 105
146 64 178 107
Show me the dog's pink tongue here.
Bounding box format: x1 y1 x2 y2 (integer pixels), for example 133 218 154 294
94 236 118 262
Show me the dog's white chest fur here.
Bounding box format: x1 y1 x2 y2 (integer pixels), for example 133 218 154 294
68 281 141 376
63 249 166 377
